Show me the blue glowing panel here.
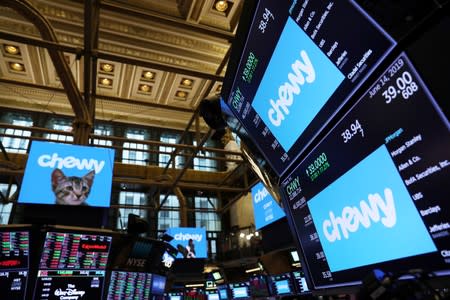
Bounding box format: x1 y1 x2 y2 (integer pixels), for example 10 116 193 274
251 182 285 230
19 141 115 207
165 227 207 259
307 145 436 272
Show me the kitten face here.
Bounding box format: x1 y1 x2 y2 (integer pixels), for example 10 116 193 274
51 169 95 205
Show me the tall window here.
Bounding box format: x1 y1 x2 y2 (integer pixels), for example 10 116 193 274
0 119 33 153
91 125 113 146
117 191 147 230
159 135 182 168
0 184 16 224
45 118 73 142
158 195 180 231
193 141 218 171
122 130 149 165
194 196 221 231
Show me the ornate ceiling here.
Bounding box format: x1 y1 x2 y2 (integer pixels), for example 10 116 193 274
0 0 244 132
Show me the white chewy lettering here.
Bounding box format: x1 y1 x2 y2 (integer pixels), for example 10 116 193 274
38 153 105 174
174 233 203 242
322 188 397 243
268 50 315 127
254 187 269 204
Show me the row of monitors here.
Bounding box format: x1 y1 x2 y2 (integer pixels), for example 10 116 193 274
222 0 449 294
165 271 309 300
0 225 169 299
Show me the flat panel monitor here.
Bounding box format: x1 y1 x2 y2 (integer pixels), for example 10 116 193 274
279 51 450 291
19 141 115 207
248 274 270 297
229 282 250 299
0 226 30 300
206 290 219 300
151 274 167 295
292 270 310 294
269 273 295 296
167 292 183 300
216 284 229 300
33 229 112 299
221 0 395 177
165 227 207 259
251 182 285 230
106 270 152 300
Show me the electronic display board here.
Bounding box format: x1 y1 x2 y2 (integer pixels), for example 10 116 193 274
106 270 152 300
268 273 295 296
0 229 29 300
292 270 310 294
279 52 449 290
229 282 250 299
222 0 395 177
251 182 285 230
34 230 112 299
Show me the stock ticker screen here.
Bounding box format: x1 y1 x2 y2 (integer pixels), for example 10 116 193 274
224 0 395 177
34 231 112 300
279 53 450 289
106 270 152 300
0 230 29 300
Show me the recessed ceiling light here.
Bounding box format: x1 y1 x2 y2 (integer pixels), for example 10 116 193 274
4 45 20 55
142 71 154 80
9 62 25 71
139 84 151 93
214 0 229 12
99 77 112 86
101 63 114 72
176 91 187 98
181 78 193 87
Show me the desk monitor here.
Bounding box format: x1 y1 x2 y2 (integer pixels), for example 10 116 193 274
106 270 152 300
269 272 295 296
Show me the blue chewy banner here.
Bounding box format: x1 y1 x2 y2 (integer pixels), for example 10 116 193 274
307 145 436 272
251 182 285 230
252 18 344 151
19 141 115 207
165 227 207 259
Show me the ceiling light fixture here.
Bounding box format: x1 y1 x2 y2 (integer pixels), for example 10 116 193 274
176 91 187 98
4 45 20 55
142 71 154 80
139 84 151 93
101 63 114 72
9 62 24 71
181 78 193 86
99 78 112 86
214 0 229 12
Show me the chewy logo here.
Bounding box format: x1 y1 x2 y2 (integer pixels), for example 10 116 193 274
254 187 269 204
37 153 105 174
174 233 203 242
323 188 396 242
268 50 315 127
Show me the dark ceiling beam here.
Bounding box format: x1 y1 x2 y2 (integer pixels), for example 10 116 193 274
1 0 90 135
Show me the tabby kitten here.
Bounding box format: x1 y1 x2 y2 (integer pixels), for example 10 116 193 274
51 168 95 205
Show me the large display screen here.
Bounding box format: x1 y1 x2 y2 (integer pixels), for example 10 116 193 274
165 227 207 259
223 0 395 176
251 182 285 230
19 141 115 207
279 53 449 289
0 229 29 300
38 231 111 270
34 230 112 299
33 270 106 300
106 271 152 300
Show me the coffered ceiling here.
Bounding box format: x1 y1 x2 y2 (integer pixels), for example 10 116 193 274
0 0 244 132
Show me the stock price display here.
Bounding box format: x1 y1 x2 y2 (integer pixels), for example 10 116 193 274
280 53 449 289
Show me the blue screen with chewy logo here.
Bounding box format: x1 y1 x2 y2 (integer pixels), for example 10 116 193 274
18 141 115 207
165 227 207 259
252 18 344 151
251 182 285 230
307 145 436 272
